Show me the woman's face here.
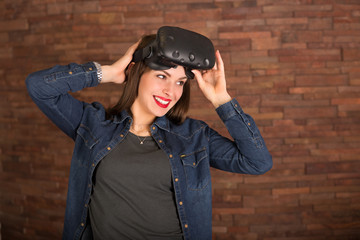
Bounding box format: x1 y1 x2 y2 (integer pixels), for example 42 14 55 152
131 66 188 122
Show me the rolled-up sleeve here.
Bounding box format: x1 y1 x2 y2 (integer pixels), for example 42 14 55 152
209 99 273 175
26 62 100 139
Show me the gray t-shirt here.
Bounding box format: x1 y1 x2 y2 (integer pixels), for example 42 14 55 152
89 132 183 240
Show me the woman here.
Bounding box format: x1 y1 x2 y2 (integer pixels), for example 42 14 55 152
26 27 272 240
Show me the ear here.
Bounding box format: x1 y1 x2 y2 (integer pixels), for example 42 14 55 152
126 62 135 75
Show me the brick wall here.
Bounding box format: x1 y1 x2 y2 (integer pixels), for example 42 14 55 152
1 0 360 239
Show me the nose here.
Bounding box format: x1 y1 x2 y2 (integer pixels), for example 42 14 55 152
162 81 173 97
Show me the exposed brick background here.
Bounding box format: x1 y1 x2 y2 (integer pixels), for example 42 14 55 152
1 0 360 239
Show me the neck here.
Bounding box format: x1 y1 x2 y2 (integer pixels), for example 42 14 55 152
130 103 155 136
130 127 151 136
130 118 153 136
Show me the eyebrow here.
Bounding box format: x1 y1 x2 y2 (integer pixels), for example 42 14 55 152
160 70 188 80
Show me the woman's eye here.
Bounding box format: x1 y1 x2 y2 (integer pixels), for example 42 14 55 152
157 74 166 79
176 81 185 86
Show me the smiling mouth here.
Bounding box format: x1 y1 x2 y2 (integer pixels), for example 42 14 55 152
154 96 171 108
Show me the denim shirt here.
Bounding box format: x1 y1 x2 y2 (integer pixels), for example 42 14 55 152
26 62 272 240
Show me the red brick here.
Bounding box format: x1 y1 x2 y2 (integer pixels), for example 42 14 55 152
212 226 227 233
222 6 262 19
332 98 360 105
164 9 221 23
227 226 249 233
262 4 333 13
295 74 348 86
284 106 337 119
219 31 271 39
262 94 329 107
295 67 341 75
212 208 255 215
233 49 267 58
0 32 9 43
250 223 307 236
343 49 360 61
349 72 360 85
273 187 310 195
296 30 324 42
295 8 346 18
232 55 278 64
311 186 360 194
252 37 281 50
289 86 338 94
0 19 29 31
338 86 360 93
243 195 299 208
73 1 100 13
334 22 360 30
0 47 13 58
280 54 341 62
244 174 327 185
266 17 308 25
47 3 73 15
308 17 333 30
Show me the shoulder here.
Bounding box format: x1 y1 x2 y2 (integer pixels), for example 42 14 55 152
83 102 106 120
168 117 209 139
82 102 131 125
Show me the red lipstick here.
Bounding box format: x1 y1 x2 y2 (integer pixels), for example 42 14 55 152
154 96 171 108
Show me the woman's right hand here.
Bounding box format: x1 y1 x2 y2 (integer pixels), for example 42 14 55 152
101 40 140 84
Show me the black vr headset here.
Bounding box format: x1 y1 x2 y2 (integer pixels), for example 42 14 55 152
132 26 215 79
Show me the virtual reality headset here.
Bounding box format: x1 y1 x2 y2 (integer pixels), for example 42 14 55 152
132 26 215 79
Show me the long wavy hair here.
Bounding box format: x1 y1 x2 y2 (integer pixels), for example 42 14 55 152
106 34 191 124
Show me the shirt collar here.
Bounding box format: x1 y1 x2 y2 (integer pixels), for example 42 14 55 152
113 110 132 124
153 115 170 132
113 110 171 132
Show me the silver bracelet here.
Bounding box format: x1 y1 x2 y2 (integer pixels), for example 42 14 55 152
93 62 102 83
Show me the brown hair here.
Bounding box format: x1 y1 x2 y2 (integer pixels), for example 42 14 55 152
106 34 191 124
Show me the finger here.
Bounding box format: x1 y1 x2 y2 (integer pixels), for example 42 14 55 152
116 40 141 69
215 50 224 73
125 40 141 58
192 70 206 89
192 69 202 81
213 61 218 71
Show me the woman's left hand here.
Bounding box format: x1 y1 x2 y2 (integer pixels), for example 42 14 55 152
192 50 232 108
101 40 140 84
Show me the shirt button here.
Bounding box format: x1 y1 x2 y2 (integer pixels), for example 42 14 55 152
152 126 156 130
184 224 188 228
179 201 183 206
175 178 179 182
169 154 173 158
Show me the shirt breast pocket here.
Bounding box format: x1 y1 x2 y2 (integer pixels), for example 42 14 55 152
180 148 210 191
77 124 99 149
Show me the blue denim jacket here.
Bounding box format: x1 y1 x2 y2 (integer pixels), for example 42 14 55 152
26 62 272 240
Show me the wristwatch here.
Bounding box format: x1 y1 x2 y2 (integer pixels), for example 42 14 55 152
93 62 102 83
